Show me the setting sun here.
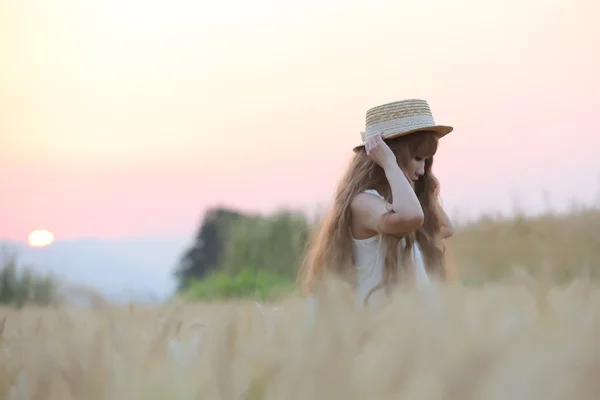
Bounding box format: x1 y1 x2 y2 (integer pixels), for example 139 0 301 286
28 230 55 247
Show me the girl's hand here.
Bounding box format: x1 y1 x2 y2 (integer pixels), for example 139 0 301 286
365 134 397 170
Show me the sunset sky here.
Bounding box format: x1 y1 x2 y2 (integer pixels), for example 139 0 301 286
1 0 599 242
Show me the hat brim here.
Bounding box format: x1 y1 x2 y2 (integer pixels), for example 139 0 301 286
353 125 453 152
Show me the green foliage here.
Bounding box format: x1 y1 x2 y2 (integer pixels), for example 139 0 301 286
221 210 310 279
175 207 310 301
183 268 295 302
0 249 58 307
174 208 249 290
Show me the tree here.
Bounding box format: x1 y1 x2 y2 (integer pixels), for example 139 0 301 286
221 210 310 279
173 207 248 290
0 247 59 307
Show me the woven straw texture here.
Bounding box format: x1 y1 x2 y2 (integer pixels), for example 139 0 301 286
366 99 434 126
354 99 452 150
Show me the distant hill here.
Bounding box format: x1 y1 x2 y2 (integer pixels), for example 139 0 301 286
0 237 190 303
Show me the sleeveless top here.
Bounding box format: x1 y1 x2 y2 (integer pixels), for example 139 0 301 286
352 189 431 308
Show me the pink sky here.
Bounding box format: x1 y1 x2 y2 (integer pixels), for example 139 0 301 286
1 0 599 241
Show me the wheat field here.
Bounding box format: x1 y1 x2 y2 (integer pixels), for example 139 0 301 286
2 207 599 399
1 272 600 400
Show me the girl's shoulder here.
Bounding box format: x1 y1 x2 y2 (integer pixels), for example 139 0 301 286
351 189 384 243
362 189 384 199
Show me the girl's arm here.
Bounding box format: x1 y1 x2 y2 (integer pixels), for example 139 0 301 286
352 163 424 237
351 135 424 238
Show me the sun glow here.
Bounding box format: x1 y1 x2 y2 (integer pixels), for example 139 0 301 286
28 230 55 247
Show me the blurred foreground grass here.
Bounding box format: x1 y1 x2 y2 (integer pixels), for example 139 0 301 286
1 207 600 398
1 276 600 399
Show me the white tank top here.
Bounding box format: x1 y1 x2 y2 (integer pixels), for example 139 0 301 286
352 189 431 307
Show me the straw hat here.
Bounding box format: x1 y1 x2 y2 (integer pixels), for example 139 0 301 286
354 99 453 151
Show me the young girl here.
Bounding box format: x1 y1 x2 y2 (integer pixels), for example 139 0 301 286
299 99 454 308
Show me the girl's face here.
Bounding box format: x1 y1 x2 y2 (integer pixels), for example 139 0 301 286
386 130 438 188
404 155 429 187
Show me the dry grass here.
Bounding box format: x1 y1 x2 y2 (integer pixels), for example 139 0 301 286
2 207 599 399
1 273 600 400
447 208 600 283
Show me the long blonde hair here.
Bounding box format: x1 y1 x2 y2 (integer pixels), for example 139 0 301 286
299 130 447 296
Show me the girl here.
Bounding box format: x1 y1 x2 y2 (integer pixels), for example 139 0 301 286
299 99 454 308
